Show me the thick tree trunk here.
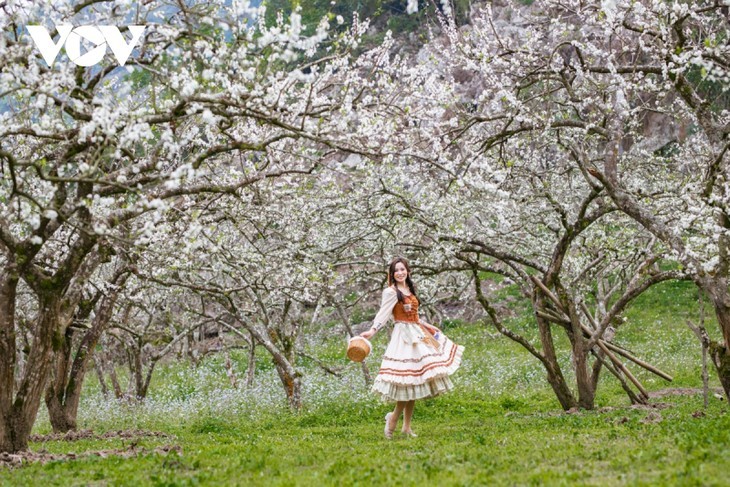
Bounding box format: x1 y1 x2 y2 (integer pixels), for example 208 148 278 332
45 327 76 432
707 284 730 350
537 195 603 410
133 341 145 399
274 362 302 411
543 362 578 410
566 302 595 410
535 314 578 410
1 295 62 452
246 331 256 388
45 274 127 432
109 362 124 399
94 358 109 397
265 305 302 410
270 328 302 411
0 263 19 453
275 340 301 411
709 342 730 400
0 414 33 454
707 283 730 399
45 393 75 433
573 344 595 409
705 211 730 400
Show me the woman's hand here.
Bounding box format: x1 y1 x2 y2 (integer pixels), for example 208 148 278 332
360 329 375 340
420 321 440 335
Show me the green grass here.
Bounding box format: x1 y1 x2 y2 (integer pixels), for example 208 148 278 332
1 280 728 485
3 394 728 486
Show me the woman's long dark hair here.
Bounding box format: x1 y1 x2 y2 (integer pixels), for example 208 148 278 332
387 257 417 303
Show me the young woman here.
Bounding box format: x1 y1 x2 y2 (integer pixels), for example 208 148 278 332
360 257 464 439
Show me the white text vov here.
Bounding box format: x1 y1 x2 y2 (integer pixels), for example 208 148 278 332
27 25 145 67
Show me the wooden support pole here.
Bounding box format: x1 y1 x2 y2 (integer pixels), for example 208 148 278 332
530 276 567 315
603 341 673 382
535 309 571 325
596 339 650 399
590 349 646 405
576 306 649 398
579 305 673 382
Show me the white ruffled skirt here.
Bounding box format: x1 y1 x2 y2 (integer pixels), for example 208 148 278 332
371 321 464 402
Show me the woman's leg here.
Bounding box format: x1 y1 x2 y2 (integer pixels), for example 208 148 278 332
402 400 416 432
387 401 406 432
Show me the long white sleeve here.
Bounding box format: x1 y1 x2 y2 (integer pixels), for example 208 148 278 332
371 287 398 334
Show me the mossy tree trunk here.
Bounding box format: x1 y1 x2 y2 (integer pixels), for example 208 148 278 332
0 262 20 453
0 228 99 452
274 361 302 411
45 270 129 432
706 286 730 400
267 299 303 411
1 292 63 452
246 330 257 388
706 212 730 401
533 306 579 410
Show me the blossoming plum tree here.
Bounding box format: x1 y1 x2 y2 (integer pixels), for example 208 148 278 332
0 0 394 451
430 0 730 399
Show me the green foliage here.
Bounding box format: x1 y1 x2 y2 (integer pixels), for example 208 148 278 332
262 0 473 51
385 10 421 34
685 63 730 113
438 318 463 330
190 416 229 434
263 0 361 33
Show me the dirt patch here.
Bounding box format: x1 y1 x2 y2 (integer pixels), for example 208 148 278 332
30 429 172 443
630 402 672 410
0 444 181 468
639 411 663 424
648 387 724 399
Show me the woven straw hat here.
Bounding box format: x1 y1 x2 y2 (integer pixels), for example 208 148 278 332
347 336 372 362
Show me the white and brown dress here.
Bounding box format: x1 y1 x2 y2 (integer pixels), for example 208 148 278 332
370 286 464 402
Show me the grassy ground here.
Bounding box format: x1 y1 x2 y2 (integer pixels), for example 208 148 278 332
1 281 728 486
3 393 728 486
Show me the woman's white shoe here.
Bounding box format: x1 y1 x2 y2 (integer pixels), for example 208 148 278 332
384 412 394 439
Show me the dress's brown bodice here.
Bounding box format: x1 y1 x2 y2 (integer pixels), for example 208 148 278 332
392 294 419 323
